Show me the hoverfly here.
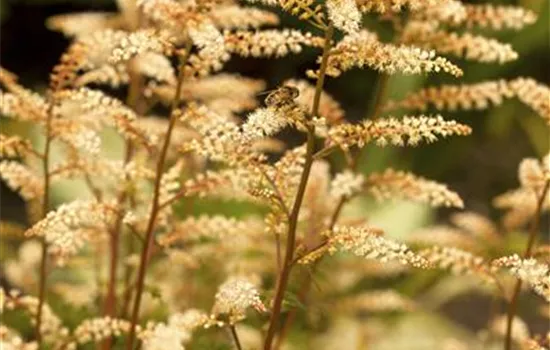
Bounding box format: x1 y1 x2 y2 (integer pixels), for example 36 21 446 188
259 85 300 108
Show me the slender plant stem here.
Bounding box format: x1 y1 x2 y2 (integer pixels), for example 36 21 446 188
36 101 54 346
263 25 333 350
366 74 389 119
125 44 192 350
229 325 243 350
504 180 550 350
276 136 362 349
310 25 333 124
100 146 133 350
121 204 138 319
102 63 143 350
36 241 48 344
103 148 130 316
275 194 348 349
104 69 142 317
259 169 289 272
263 127 315 350
275 231 282 273
261 169 291 219
312 144 338 160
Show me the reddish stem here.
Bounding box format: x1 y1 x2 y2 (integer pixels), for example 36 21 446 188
36 101 54 346
125 45 191 350
263 25 333 350
504 180 550 350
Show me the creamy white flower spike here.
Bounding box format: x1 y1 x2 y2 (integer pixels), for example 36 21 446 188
326 0 362 34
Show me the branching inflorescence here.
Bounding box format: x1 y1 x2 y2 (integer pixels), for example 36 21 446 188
0 0 548 350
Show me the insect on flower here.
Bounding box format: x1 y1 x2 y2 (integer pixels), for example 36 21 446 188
262 85 300 108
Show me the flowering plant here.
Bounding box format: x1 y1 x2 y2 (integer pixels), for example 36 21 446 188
1 0 548 349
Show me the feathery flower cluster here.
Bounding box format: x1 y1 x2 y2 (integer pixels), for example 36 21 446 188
0 0 545 347
212 277 266 324
268 145 307 206
4 241 42 290
109 29 174 63
493 188 549 230
277 0 325 24
134 52 176 85
356 0 439 13
182 106 266 167
54 125 102 154
0 70 49 121
320 31 463 78
152 75 263 116
383 78 550 124
224 29 324 58
419 246 495 282
158 160 183 207
327 115 471 150
364 169 464 208
188 21 227 64
137 0 197 36
53 86 134 122
210 5 279 29
51 283 97 307
329 170 365 199
0 135 34 158
493 255 550 301
411 0 467 24
46 12 124 37
449 212 501 244
178 74 264 103
0 161 43 200
383 79 515 112
509 78 550 125
71 317 130 345
406 226 477 251
457 4 537 30
494 153 550 229
336 290 416 313
0 326 38 350
518 156 550 192
338 259 410 278
175 169 242 199
1 289 67 344
159 215 264 246
141 323 188 350
25 200 114 265
242 107 293 141
326 225 431 268
402 21 518 64
169 309 209 332
326 0 361 34
53 87 148 147
49 32 127 88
